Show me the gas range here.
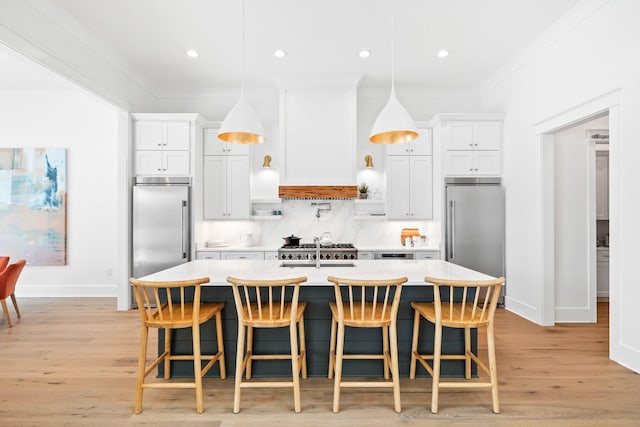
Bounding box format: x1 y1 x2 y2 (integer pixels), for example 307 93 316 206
278 243 358 261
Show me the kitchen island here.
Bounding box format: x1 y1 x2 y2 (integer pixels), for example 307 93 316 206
139 259 495 378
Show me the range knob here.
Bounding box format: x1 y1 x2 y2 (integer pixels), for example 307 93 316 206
288 254 293 260
334 254 339 259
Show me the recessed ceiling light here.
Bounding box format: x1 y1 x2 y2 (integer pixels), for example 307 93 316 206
274 49 287 58
359 49 372 58
437 49 449 59
186 49 199 58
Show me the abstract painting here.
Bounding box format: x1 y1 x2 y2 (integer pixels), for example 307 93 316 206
0 148 67 265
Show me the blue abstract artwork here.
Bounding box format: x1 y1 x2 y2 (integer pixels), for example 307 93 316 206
0 148 67 265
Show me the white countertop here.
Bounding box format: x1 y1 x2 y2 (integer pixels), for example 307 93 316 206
139 259 493 286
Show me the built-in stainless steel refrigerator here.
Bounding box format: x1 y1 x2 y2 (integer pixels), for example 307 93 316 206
132 176 191 279
445 177 505 283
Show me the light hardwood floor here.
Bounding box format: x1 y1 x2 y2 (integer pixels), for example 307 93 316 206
1 299 638 426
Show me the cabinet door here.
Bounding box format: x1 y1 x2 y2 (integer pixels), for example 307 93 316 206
204 128 250 155
443 151 474 175
221 251 264 260
386 156 411 219
596 153 609 220
414 251 440 260
135 121 164 150
135 150 164 175
196 251 221 260
410 156 433 219
385 142 413 155
264 251 279 260
474 121 501 150
445 122 474 150
358 251 373 260
411 128 433 155
226 156 251 219
475 151 501 175
164 151 190 175
203 156 227 219
164 122 190 150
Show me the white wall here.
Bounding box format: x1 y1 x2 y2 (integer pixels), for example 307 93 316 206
553 115 607 322
0 89 120 297
481 0 640 372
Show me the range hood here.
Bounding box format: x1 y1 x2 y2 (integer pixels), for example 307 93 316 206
278 185 358 200
274 74 361 188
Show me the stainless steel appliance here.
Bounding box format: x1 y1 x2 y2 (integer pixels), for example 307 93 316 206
132 176 191 278
445 177 505 280
373 252 414 259
278 243 358 261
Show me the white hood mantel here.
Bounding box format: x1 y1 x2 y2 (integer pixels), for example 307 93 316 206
274 74 362 186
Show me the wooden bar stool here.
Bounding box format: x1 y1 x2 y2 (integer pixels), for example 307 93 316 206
129 277 226 414
227 276 308 413
410 276 505 413
327 275 408 413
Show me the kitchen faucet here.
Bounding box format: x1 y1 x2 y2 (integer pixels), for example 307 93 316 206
313 236 321 268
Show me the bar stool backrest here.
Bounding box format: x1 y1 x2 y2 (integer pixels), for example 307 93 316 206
424 276 505 328
227 276 307 327
130 277 210 329
327 276 408 326
0 256 9 273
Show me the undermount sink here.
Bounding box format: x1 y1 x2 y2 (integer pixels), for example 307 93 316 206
279 262 356 268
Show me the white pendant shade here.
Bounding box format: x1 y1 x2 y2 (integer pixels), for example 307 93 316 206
218 93 265 144
217 0 264 145
369 88 418 144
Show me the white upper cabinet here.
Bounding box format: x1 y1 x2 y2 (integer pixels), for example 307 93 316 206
434 114 504 177
386 128 433 156
135 121 190 150
203 129 250 155
133 117 193 176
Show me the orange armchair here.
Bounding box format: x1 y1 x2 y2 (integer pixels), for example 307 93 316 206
0 256 9 272
0 259 26 327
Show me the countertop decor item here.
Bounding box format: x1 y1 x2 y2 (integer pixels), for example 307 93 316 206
358 183 369 199
400 228 420 245
282 234 302 247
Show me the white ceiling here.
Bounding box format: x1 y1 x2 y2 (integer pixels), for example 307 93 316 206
2 0 582 96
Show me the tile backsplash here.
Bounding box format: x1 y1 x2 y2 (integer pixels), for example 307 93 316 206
197 200 441 248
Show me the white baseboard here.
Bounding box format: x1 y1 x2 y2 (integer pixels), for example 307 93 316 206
505 296 540 324
555 306 597 323
16 285 117 298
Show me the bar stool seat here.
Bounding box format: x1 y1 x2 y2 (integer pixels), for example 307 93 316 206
130 277 226 414
227 275 308 413
327 275 408 413
410 276 505 413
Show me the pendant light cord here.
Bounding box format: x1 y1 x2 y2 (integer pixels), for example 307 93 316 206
240 0 246 96
391 0 395 93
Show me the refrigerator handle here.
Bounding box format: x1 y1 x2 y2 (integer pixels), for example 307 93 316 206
181 200 188 259
448 200 455 260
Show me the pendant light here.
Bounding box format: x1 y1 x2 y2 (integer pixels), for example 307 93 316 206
369 0 418 145
218 0 265 144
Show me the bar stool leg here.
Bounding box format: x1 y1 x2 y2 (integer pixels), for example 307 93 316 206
290 321 301 413
164 328 172 379
299 314 308 379
332 322 345 413
215 310 226 379
431 321 443 414
328 315 337 379
487 322 500 413
246 326 254 380
389 322 401 413
192 323 204 414
464 327 471 379
382 326 390 380
134 325 148 414
409 309 420 379
233 322 246 414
